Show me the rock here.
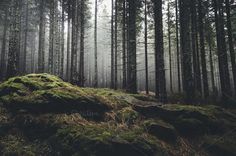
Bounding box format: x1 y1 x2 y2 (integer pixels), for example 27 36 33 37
144 120 177 142
0 74 110 120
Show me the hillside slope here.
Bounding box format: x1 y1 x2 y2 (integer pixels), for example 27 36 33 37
0 74 235 156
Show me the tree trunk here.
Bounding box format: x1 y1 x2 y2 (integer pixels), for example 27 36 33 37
79 0 85 87
225 0 236 95
71 0 78 82
213 0 232 102
38 0 45 73
144 0 149 94
94 0 98 87
49 0 55 74
66 2 71 81
114 0 118 90
198 0 209 98
23 0 29 74
0 7 9 80
7 0 21 78
167 0 173 94
153 0 167 102
122 0 127 89
127 0 137 93
111 0 114 89
179 0 195 103
175 0 181 93
60 0 65 78
191 0 202 97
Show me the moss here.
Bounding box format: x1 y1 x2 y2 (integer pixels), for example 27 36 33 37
52 123 162 156
116 107 139 124
203 135 236 156
0 75 110 117
163 104 218 119
0 135 36 156
143 119 177 141
82 88 132 109
0 74 235 156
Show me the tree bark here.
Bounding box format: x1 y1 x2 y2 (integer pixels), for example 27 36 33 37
179 0 195 103
127 0 137 93
144 0 149 94
0 6 9 80
198 0 209 98
225 0 236 95
213 0 232 102
153 0 167 103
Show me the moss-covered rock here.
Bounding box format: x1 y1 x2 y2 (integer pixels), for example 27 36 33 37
202 135 236 156
143 119 177 142
0 74 235 156
0 74 110 120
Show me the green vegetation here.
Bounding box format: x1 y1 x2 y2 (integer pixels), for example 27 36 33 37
0 74 235 156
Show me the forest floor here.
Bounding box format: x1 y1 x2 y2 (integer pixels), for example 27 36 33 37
0 73 235 156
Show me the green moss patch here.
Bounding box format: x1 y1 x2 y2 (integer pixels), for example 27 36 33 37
0 74 235 156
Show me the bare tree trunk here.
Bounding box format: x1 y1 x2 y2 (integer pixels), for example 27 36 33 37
179 0 194 103
144 0 149 94
167 0 173 94
122 0 127 89
175 0 181 93
49 0 55 74
94 0 98 87
38 0 45 73
114 0 118 90
7 0 21 78
60 0 65 78
191 0 202 97
198 0 209 98
153 0 167 102
66 2 71 81
127 0 137 93
0 7 9 80
213 0 232 102
111 0 114 89
225 0 236 95
23 0 29 74
79 0 85 87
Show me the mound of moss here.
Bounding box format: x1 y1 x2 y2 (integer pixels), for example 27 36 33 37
0 74 235 156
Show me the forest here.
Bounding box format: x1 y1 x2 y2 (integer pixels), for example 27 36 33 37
0 0 235 155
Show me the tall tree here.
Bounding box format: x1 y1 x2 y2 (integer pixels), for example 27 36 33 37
144 0 149 94
49 0 55 74
167 0 173 94
122 0 127 89
213 0 232 102
71 0 78 82
79 0 85 86
225 0 236 95
191 0 202 97
23 0 29 74
127 0 137 93
0 6 9 80
7 0 21 78
60 0 65 78
111 0 114 89
94 0 98 87
198 0 209 98
153 0 167 102
114 0 118 90
38 0 46 73
179 0 195 103
66 1 71 81
175 0 181 93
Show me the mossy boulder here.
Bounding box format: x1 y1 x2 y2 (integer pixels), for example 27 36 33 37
0 74 110 120
0 74 235 156
143 119 177 142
